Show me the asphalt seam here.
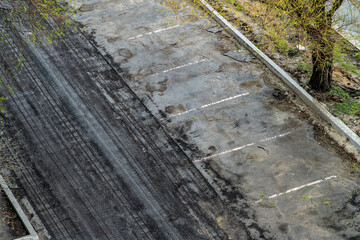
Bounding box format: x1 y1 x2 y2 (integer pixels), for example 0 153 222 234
198 0 360 151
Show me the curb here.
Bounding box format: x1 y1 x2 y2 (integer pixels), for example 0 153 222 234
334 0 360 51
335 26 360 50
0 175 38 240
199 0 360 151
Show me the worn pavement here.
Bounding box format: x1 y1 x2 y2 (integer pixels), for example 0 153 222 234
70 0 360 239
0 0 359 239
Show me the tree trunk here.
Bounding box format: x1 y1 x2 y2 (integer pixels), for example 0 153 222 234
308 30 334 92
308 50 332 91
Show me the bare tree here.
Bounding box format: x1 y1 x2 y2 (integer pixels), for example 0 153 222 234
261 0 349 91
165 0 358 92
0 0 77 115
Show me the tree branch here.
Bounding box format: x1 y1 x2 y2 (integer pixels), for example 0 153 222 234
326 0 345 21
348 0 360 14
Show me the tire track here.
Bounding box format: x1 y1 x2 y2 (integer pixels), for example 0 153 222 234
0 7 236 240
2 34 125 240
2 29 163 240
38 17 231 238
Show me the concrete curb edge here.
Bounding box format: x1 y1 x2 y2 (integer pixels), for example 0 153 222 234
199 0 360 151
335 26 360 51
0 175 39 240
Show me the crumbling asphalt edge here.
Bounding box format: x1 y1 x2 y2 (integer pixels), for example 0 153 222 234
0 175 38 240
199 0 360 151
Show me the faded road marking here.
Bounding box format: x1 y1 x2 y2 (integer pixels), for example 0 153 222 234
153 59 207 76
194 132 291 162
254 175 337 204
127 25 180 40
164 93 249 119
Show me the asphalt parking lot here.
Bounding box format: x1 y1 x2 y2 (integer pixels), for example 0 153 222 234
72 0 360 239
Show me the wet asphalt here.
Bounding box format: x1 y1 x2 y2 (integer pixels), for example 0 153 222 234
1 1 250 239
71 0 360 239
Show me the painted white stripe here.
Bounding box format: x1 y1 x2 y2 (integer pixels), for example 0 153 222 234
168 108 198 118
166 93 249 119
199 93 249 109
153 59 207 76
258 132 292 143
254 175 337 204
127 25 180 40
194 132 291 162
194 143 255 162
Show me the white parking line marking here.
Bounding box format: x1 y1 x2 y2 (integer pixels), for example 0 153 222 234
258 132 292 143
254 175 337 204
194 132 291 162
153 59 207 76
127 25 180 40
200 93 249 109
166 93 249 119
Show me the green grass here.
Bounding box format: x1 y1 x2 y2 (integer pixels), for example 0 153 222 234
227 0 247 11
341 62 360 76
300 193 312 200
297 62 311 73
353 51 360 61
328 85 360 116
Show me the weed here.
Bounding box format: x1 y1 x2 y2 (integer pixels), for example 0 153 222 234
185 161 193 169
322 198 332 206
353 52 360 61
338 54 360 77
203 111 227 122
328 85 360 116
300 193 312 200
297 62 311 73
246 153 257 160
227 0 247 11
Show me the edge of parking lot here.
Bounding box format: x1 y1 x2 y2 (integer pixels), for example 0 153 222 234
198 0 360 154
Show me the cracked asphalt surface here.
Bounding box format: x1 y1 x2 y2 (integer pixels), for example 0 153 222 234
1 0 360 239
